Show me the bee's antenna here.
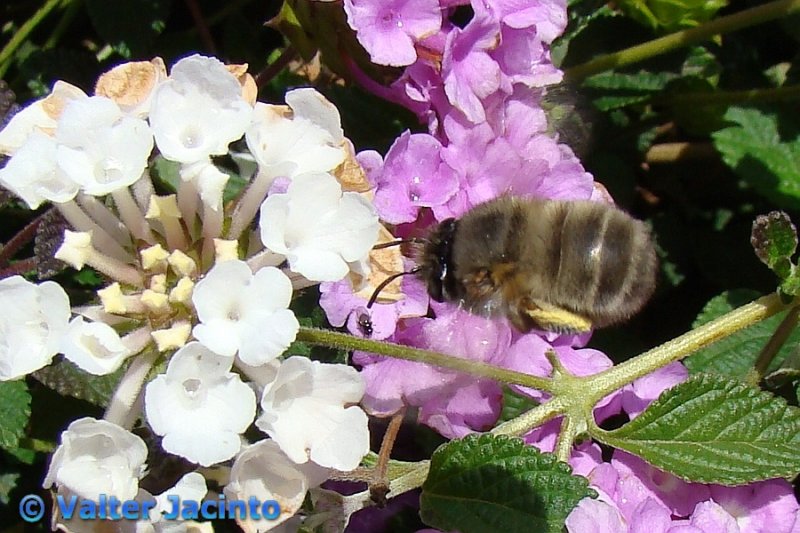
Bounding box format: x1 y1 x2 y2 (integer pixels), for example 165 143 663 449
357 266 421 337
371 238 425 250
366 267 421 309
356 237 424 336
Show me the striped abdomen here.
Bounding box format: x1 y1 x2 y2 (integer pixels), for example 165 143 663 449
535 200 657 327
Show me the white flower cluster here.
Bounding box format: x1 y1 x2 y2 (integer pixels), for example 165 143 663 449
0 54 380 531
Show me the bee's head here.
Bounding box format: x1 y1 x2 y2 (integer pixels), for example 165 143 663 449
416 218 459 302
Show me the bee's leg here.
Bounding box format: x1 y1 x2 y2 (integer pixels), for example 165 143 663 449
515 297 593 334
464 268 499 301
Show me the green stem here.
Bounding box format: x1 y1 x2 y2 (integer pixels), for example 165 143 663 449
554 413 580 463
350 292 788 503
753 304 800 379
43 0 81 50
296 327 554 392
564 0 800 82
582 292 787 403
0 0 67 79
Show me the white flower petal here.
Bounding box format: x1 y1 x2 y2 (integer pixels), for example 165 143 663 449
308 406 369 471
154 472 208 521
246 100 344 180
56 96 154 196
0 81 87 155
192 259 251 321
144 342 256 466
258 172 379 282
238 309 299 367
288 171 344 215
285 88 344 144
0 276 70 380
60 316 131 375
242 266 294 313
161 428 243 467
258 194 291 255
257 357 369 470
225 440 327 531
192 261 297 361
43 418 147 501
192 319 241 357
287 247 350 282
0 130 78 209
150 55 251 163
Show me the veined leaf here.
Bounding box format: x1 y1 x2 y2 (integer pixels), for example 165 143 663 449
684 290 800 377
420 434 594 533
33 358 127 407
712 107 800 210
0 380 31 450
598 373 800 484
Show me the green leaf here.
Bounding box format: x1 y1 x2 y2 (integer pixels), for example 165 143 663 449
552 5 618 66
0 471 20 505
85 0 172 58
73 268 104 287
598 373 800 484
151 155 180 193
763 344 800 390
617 0 727 31
751 211 798 273
0 380 31 450
271 0 319 61
781 273 800 297
681 46 721 86
33 358 127 407
584 71 675 111
712 107 800 210
686 290 800 377
499 387 539 423
420 434 594 533
667 78 728 135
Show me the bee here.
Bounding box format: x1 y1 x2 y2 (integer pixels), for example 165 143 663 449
412 196 657 333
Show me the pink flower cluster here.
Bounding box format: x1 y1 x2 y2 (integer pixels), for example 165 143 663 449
322 0 598 433
324 1 800 529
566 448 800 532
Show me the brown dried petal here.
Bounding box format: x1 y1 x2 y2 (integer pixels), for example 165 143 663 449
354 225 404 303
95 58 167 109
225 64 258 106
40 81 87 124
336 139 371 194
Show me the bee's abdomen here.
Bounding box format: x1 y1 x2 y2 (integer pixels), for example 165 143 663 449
552 202 657 327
